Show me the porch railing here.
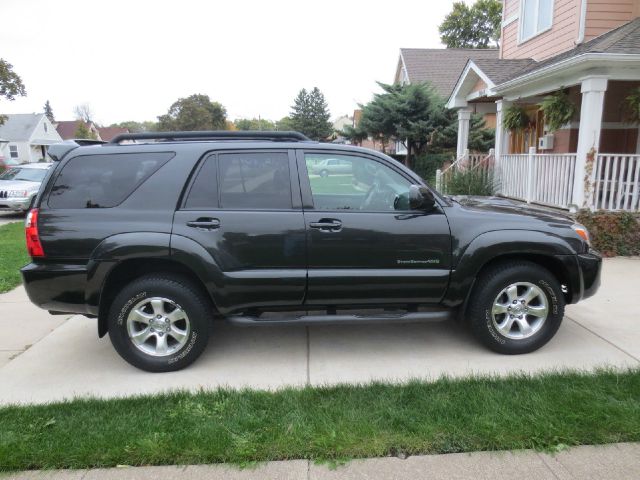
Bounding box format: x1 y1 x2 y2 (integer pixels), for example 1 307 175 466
497 149 576 209
593 154 640 211
435 149 494 193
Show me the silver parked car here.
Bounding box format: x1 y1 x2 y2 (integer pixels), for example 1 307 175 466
0 163 52 213
309 158 353 177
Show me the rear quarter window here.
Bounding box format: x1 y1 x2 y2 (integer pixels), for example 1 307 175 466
47 152 174 209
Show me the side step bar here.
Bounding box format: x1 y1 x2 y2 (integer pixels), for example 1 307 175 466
226 310 454 327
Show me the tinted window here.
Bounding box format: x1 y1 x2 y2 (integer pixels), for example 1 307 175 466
48 152 173 209
185 155 218 209
218 152 291 209
305 153 411 211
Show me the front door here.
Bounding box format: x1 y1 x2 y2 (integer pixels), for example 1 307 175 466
172 150 306 313
298 151 451 306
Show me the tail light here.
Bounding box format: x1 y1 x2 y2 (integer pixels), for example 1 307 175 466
25 208 45 258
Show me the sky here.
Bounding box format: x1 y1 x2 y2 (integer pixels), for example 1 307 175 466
0 0 464 126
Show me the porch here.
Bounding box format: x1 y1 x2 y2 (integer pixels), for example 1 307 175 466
449 77 640 211
445 37 640 212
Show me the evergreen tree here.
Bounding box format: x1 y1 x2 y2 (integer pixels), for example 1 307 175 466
44 100 55 123
74 122 97 140
290 87 332 141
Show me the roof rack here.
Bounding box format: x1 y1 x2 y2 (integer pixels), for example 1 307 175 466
108 130 312 144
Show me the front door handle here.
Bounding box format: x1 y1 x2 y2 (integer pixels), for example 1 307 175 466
187 218 220 230
309 218 342 232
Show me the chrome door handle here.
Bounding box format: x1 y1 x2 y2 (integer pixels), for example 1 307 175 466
187 218 220 230
309 219 342 232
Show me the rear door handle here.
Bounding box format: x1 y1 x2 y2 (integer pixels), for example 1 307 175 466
187 218 220 230
309 219 342 232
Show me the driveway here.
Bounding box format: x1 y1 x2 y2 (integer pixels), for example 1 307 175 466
0 257 638 405
0 211 24 226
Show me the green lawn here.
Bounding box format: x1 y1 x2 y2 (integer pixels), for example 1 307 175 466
309 174 362 195
0 369 638 471
0 222 28 293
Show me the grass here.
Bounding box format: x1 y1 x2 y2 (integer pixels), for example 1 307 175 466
309 174 361 195
0 222 28 293
0 369 639 471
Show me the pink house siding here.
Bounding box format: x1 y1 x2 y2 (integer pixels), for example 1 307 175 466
584 0 639 40
501 0 581 61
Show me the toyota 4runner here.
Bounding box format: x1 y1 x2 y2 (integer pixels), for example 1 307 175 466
21 131 601 372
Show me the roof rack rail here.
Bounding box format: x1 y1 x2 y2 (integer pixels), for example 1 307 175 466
108 130 312 144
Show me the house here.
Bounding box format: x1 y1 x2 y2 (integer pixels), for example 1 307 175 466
55 120 102 140
446 0 640 211
97 126 129 142
0 114 62 164
393 48 499 154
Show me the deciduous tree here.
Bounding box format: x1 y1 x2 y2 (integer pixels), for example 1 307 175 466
74 103 94 123
157 94 227 131
234 118 276 131
439 0 501 48
0 59 26 125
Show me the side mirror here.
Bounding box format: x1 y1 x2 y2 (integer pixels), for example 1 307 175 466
409 184 436 210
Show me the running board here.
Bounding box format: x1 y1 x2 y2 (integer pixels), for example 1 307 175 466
226 310 454 327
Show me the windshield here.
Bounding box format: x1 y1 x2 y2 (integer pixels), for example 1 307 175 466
0 167 48 182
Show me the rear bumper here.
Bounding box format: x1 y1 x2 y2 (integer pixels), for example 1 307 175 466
21 262 93 315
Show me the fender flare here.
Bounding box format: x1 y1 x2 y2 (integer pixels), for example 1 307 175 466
443 229 577 307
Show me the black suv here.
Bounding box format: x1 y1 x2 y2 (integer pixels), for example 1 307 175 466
21 131 601 372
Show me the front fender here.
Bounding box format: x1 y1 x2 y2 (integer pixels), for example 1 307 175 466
443 229 576 307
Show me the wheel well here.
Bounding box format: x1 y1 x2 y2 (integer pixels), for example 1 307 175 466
97 258 213 338
461 253 571 320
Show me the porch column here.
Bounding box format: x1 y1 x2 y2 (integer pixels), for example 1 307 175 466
456 109 472 159
494 100 511 161
571 76 607 210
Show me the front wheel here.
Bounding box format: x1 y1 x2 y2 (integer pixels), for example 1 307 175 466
108 275 211 372
467 261 565 354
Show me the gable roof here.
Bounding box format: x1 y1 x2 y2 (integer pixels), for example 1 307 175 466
508 17 640 81
399 48 499 98
55 120 101 140
97 126 129 141
0 113 46 141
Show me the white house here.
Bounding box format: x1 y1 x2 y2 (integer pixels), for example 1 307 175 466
0 114 62 164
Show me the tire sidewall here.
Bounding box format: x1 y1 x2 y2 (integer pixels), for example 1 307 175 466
108 277 209 372
472 265 564 354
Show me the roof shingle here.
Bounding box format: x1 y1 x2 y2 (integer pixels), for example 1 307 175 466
400 48 499 98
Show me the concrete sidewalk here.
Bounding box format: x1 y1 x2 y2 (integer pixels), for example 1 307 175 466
0 258 638 405
3 443 639 479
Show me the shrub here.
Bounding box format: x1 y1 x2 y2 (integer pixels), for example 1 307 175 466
575 210 640 257
445 168 496 196
413 152 454 185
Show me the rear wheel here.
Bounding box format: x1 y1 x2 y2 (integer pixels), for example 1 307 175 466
467 261 564 354
108 274 211 372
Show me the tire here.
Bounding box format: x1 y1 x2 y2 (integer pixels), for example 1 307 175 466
320 169 329 177
108 274 211 372
467 261 565 354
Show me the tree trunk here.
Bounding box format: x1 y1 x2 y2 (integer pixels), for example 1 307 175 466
405 140 412 169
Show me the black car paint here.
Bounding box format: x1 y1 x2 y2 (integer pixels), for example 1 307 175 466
21 140 601 336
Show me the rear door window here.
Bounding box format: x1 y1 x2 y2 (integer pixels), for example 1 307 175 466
184 155 218 209
48 152 173 209
218 152 292 209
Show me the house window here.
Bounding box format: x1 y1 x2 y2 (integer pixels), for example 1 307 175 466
520 0 553 42
43 123 48 132
9 145 18 158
